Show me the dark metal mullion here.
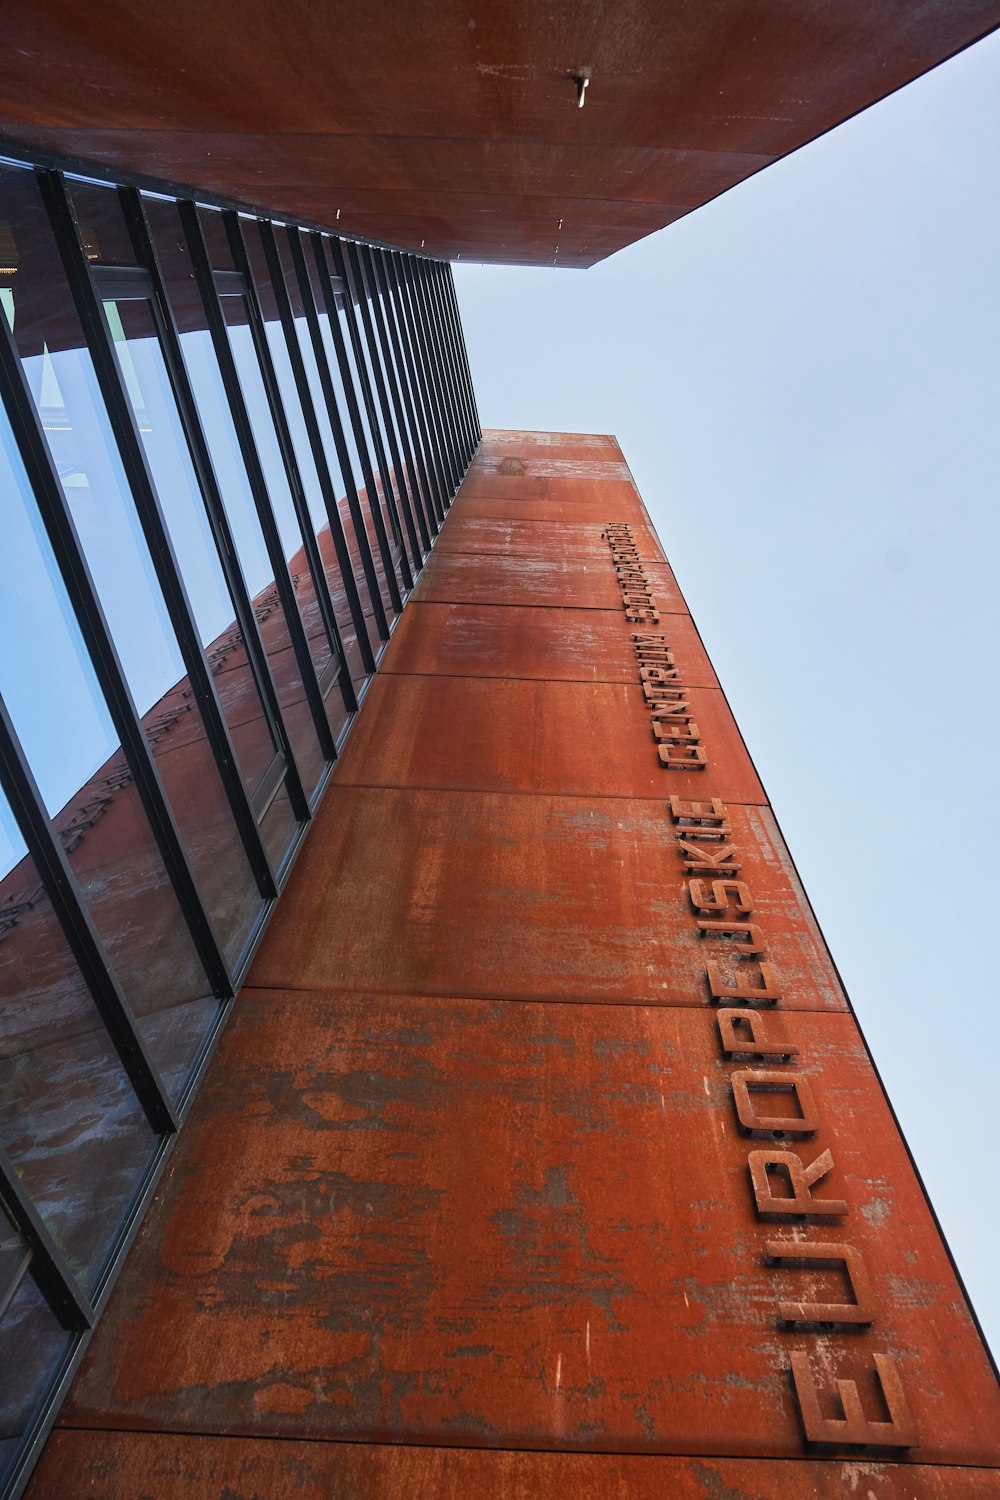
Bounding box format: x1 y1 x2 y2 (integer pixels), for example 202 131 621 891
419 258 468 461
406 254 462 495
257 220 370 693
371 247 442 537
326 237 413 594
437 260 480 446
117 188 313 820
385 252 449 523
431 260 479 453
328 238 414 590
219 209 351 747
0 697 178 1137
309 233 403 615
0 302 234 1001
179 211 335 786
39 170 278 904
422 256 473 468
413 256 466 477
285 228 389 644
0 1147 93 1330
358 244 431 555
343 240 424 572
439 260 483 440
385 250 447 528
399 254 459 501
327 241 405 561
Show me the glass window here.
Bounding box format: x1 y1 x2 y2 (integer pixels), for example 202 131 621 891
220 301 333 687
370 260 437 540
342 252 407 553
0 166 264 970
0 402 220 1099
0 794 157 1294
0 1274 73 1490
243 226 369 699
103 294 280 793
304 238 401 624
283 237 384 668
144 199 328 802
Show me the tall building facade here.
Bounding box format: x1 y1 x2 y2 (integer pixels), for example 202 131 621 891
21 428 1000 1495
2 5 1000 1495
0 154 478 1498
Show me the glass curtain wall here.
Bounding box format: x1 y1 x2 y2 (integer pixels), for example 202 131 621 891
0 150 478 1500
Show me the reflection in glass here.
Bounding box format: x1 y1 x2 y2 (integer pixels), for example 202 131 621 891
300 237 400 625
0 402 220 1099
221 304 333 685
0 803 156 1292
0 169 265 968
342 254 407 553
102 294 278 793
334 285 408 601
285 277 383 673
145 198 327 804
242 227 366 705
260 782 299 873
0 1275 72 1488
371 268 436 548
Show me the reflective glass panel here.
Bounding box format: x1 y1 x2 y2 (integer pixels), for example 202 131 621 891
102 293 279 792
0 401 219 1099
145 200 325 801
333 277 409 601
284 239 383 671
242 226 362 713
0 793 157 1293
220 302 333 684
384 261 440 524
342 253 407 551
304 239 400 623
0 1275 72 1489
0 169 263 971
370 260 437 542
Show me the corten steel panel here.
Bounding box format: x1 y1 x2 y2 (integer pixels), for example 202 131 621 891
52 991 1000 1462
331 676 766 806
479 435 626 462
434 516 649 560
413 553 683 611
457 477 650 509
382 604 719 687
28 1436 1000 1500
453 496 660 530
4 3 1000 264
249 789 845 1011
479 429 618 446
474 453 633 482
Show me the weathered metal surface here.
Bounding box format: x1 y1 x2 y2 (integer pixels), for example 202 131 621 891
454 496 659 530
52 991 1000 1462
332 675 765 804
475 453 633 482
248 789 844 1010
382 603 719 687
434 516 645 560
413 553 684 612
29 1431 1000 1498
456 476 653 509
24 429 998 1493
478 431 619 452
4 4 999 265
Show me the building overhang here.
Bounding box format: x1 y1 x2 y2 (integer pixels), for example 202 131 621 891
2 1 999 266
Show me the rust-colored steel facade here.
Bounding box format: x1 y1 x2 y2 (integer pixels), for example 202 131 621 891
28 431 1000 1495
3 4 1000 266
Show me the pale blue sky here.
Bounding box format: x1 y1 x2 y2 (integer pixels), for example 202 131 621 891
454 30 1000 1360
